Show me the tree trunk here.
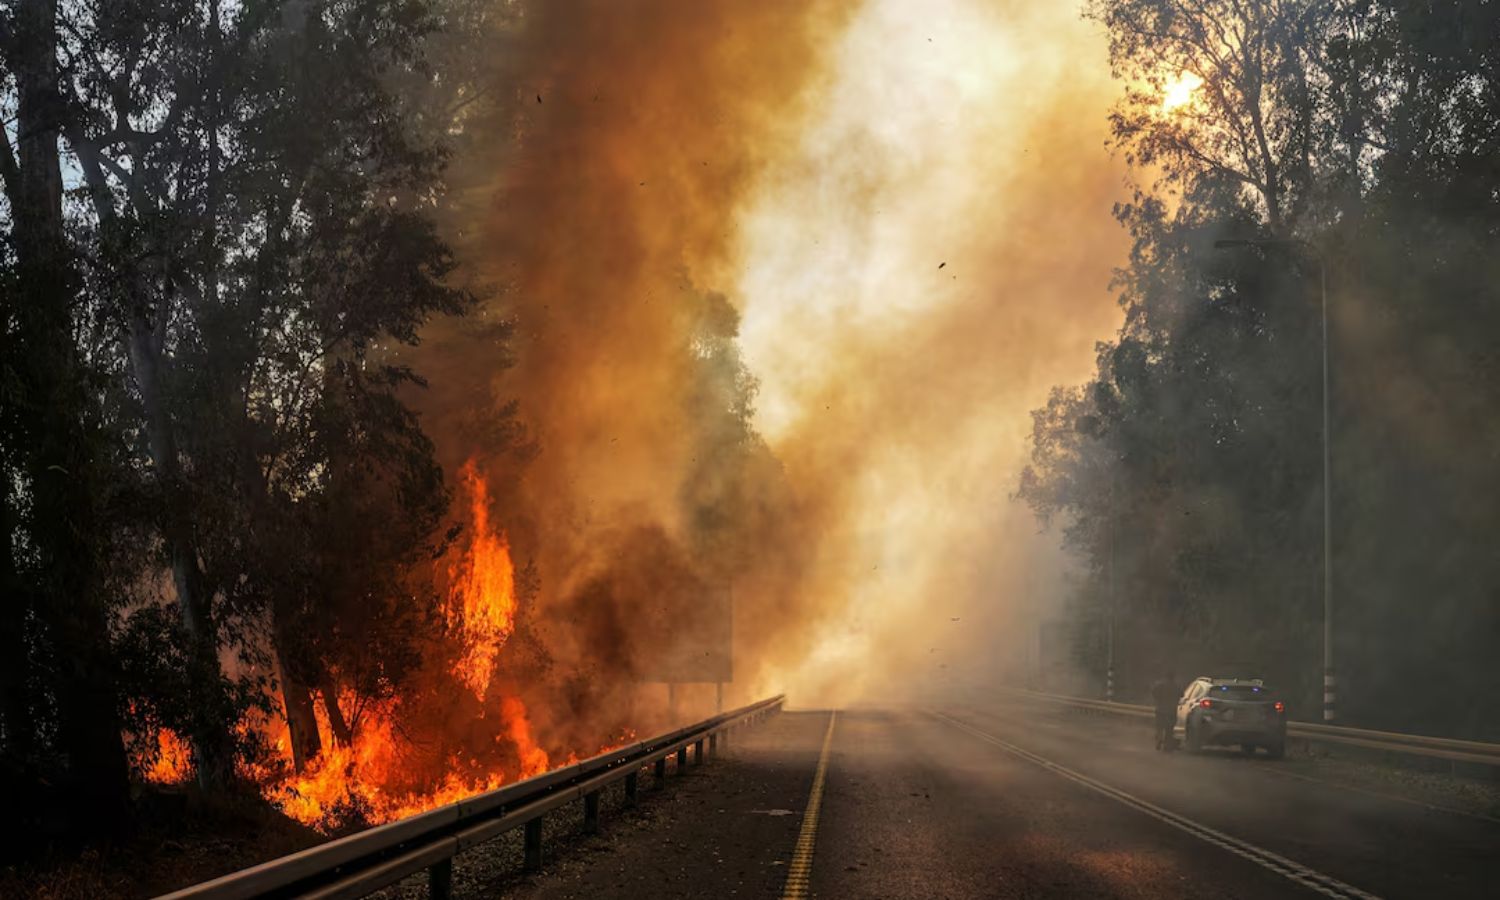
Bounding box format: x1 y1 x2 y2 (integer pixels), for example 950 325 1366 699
279 670 323 773
0 488 37 763
62 77 238 792
270 611 323 772
126 320 236 788
11 0 129 827
319 676 353 747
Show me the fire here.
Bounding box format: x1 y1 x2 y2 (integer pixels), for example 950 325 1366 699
249 462 557 831
126 457 629 834
131 697 599 832
259 697 507 828
139 728 193 785
502 696 551 778
446 460 518 700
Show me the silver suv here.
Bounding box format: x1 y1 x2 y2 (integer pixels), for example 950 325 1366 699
1176 677 1287 758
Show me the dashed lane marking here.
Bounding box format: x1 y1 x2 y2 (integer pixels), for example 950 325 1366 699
1259 764 1500 825
781 711 837 900
929 710 1383 900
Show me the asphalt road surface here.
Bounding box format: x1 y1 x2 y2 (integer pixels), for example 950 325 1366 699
516 699 1500 899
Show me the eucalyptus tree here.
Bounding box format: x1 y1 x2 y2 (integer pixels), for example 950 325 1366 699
2 0 479 812
1027 0 1500 734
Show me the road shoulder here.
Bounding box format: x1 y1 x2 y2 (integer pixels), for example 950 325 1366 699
501 710 832 900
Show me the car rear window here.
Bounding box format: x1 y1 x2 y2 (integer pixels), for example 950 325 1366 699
1212 684 1273 698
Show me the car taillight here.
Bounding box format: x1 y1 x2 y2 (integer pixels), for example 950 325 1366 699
1274 701 1285 713
1199 698 1213 709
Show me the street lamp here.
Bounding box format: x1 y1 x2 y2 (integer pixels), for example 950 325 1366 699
1213 238 1335 723
1106 467 1116 703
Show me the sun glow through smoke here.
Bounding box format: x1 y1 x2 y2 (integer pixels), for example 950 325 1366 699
1162 70 1203 112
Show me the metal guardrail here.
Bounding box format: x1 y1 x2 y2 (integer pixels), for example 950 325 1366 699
157 695 785 900
997 686 1500 767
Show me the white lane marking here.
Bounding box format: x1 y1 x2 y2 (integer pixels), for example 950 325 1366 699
1260 765 1500 825
979 700 1500 825
781 711 838 900
930 710 1382 900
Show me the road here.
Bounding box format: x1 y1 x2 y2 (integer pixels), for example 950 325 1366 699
515 698 1500 899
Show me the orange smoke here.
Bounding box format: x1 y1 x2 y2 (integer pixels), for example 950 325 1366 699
407 0 854 729
446 461 518 700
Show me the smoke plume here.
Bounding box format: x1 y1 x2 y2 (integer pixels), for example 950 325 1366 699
414 0 1132 720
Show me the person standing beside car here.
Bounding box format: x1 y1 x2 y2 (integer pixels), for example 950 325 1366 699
1151 669 1179 751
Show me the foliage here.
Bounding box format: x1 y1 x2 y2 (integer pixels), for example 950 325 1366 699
1024 0 1500 737
0 0 480 834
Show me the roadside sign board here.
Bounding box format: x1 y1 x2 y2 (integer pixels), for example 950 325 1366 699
633 582 732 684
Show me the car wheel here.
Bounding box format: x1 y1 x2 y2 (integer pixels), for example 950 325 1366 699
1186 722 1203 754
1266 741 1285 760
1240 743 1257 756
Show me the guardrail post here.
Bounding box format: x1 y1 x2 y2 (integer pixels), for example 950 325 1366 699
694 738 705 765
625 770 639 806
676 745 688 772
524 817 543 872
429 858 453 900
709 732 718 759
583 789 601 834
654 756 667 788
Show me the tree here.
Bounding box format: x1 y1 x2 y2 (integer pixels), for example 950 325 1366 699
1086 0 1364 233
1 0 130 825
2 0 479 816
1029 0 1500 735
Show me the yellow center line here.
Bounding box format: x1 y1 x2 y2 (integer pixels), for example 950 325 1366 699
781 710 838 900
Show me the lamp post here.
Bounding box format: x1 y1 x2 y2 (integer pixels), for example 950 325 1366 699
1106 467 1115 703
1213 238 1335 723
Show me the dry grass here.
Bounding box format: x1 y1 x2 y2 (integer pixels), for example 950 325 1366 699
0 784 321 899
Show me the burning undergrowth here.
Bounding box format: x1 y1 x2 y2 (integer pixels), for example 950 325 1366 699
131 463 632 832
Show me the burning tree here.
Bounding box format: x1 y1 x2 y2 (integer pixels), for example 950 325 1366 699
0 0 496 837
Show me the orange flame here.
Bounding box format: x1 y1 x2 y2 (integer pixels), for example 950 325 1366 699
126 458 633 834
446 461 518 700
258 697 508 828
502 696 551 778
139 728 194 785
250 464 548 830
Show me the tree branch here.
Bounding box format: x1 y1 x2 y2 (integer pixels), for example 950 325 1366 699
0 127 20 211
